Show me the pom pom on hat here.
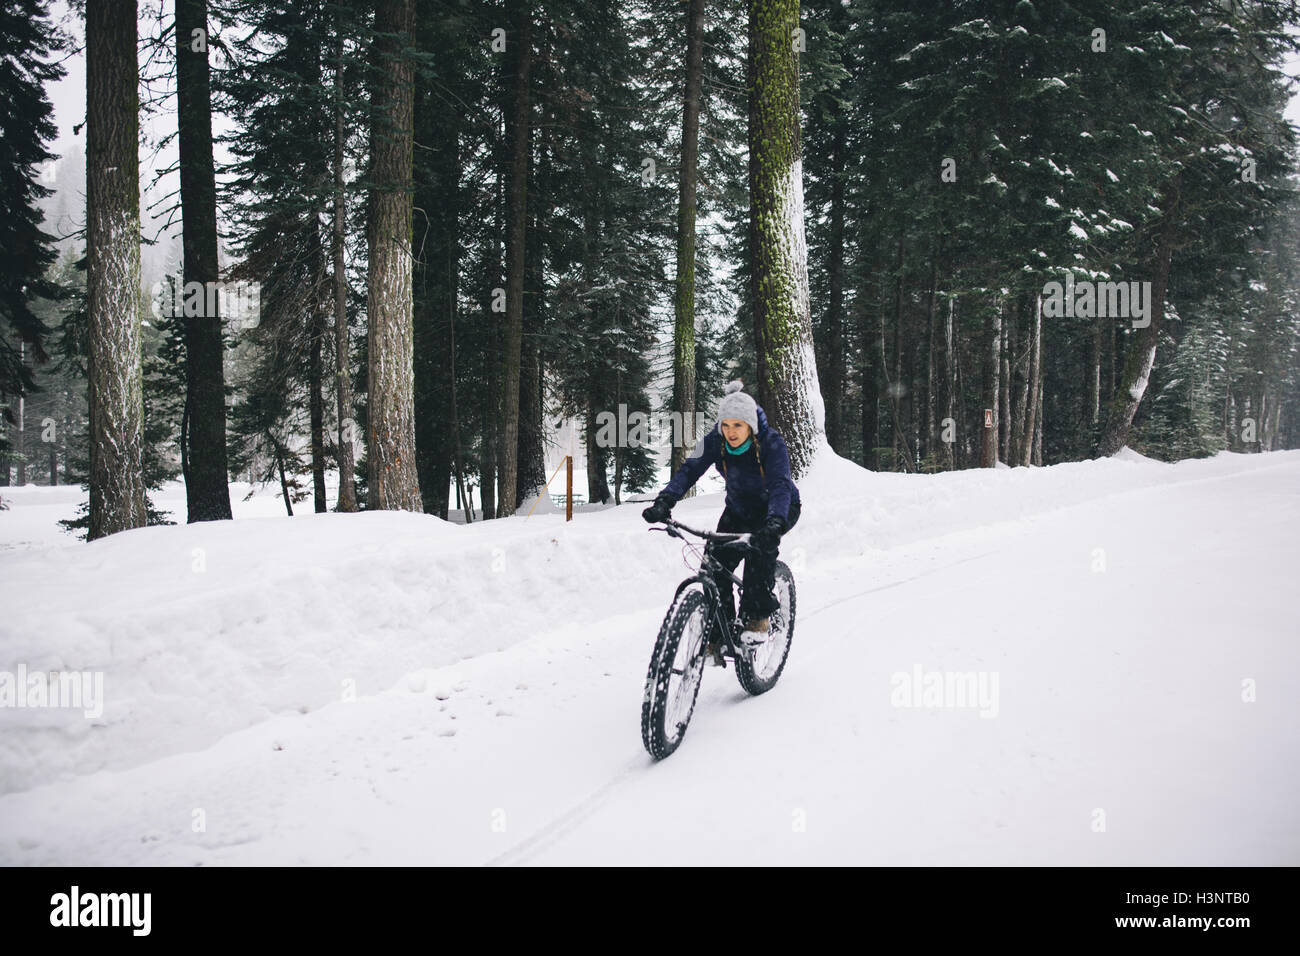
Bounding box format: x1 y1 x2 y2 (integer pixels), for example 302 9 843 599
717 380 759 434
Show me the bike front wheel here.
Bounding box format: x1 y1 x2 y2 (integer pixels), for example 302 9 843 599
641 586 711 760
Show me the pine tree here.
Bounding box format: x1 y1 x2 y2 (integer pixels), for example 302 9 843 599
0 0 67 465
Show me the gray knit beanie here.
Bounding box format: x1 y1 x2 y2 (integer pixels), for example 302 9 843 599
717 380 759 434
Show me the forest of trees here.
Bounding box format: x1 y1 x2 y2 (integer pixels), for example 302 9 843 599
2 0 1299 540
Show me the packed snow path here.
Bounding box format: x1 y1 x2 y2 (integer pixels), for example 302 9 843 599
1 448 1297 864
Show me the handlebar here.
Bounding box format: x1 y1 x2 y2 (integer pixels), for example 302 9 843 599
650 516 756 551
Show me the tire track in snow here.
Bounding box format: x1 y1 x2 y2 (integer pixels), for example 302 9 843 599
481 549 1000 866
483 756 648 867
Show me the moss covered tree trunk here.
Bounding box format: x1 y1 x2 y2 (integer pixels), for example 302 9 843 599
86 0 146 540
748 0 824 478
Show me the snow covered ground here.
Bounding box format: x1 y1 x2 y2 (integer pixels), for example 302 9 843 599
1 446 1297 865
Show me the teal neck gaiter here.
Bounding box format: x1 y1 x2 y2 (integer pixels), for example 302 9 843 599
725 436 753 455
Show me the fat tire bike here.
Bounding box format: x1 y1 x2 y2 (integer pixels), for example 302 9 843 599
641 516 797 760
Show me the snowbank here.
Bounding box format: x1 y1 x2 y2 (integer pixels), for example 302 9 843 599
2 445 1297 795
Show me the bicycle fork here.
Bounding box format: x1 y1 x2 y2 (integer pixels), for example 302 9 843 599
672 565 750 670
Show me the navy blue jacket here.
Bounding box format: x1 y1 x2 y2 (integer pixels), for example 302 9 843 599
661 402 801 527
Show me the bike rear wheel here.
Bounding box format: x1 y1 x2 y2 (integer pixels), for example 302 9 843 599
641 587 711 759
734 561 796 696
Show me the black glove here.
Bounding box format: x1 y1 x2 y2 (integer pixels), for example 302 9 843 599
751 514 786 551
642 494 675 524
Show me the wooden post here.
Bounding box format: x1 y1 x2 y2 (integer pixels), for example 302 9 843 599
565 455 573 521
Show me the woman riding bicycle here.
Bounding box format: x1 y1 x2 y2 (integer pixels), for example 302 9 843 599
642 380 802 642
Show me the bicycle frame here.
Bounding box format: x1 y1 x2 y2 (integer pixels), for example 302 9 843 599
654 518 758 663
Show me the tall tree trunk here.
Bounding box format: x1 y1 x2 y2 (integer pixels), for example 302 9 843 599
273 434 293 516
923 248 937 468
944 296 955 470
825 115 847 458
613 448 624 505
1010 296 1028 465
1097 213 1176 457
480 147 504 521
333 20 358 512
1106 319 1118 409
748 0 824 478
14 344 24 485
176 0 232 523
1222 322 1235 448
585 402 610 504
309 231 327 513
445 122 469 521
309 344 328 508
304 209 328 513
411 260 444 516
1266 387 1282 451
672 0 704 481
480 325 499 521
954 295 967 469
366 0 422 511
1021 293 1041 466
860 286 879 469
875 279 889 468
889 227 904 468
86 0 146 540
612 370 624 505
999 297 1013 464
498 0 531 517
983 298 1001 467
530 115 557 506
517 60 546 512
411 28 452 519
1033 369 1044 466
1087 312 1101 429
449 259 469 522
